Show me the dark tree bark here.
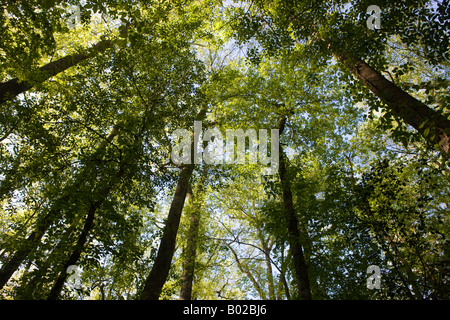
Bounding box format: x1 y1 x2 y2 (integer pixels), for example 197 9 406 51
278 116 312 300
179 185 197 300
140 164 195 300
46 200 98 300
18 216 79 299
336 53 450 155
46 167 122 300
140 107 207 300
0 26 128 105
179 167 208 300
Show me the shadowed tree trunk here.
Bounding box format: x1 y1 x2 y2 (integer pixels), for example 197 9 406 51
179 166 208 300
46 199 99 300
140 163 195 300
0 26 129 106
336 53 450 155
140 108 207 300
46 165 124 300
0 201 66 289
17 216 80 299
278 115 312 300
46 108 154 299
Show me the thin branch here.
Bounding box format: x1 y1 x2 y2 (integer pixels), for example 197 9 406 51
207 236 283 274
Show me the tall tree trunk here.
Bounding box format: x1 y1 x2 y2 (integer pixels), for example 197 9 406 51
140 108 207 300
336 53 450 155
0 127 120 290
140 164 195 300
179 185 196 300
179 167 208 300
46 199 99 300
0 26 128 106
46 164 123 300
45 114 147 299
278 116 312 300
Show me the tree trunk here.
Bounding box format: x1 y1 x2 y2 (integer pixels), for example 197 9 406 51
0 27 128 106
46 199 98 300
46 119 139 299
336 53 450 155
18 215 80 299
46 166 122 300
278 116 312 300
140 107 207 300
140 164 195 300
179 167 208 300
179 185 197 300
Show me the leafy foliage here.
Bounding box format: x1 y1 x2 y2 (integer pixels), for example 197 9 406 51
0 0 448 300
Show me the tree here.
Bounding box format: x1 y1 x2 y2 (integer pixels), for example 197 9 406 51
1 0 448 301
0 126 120 290
140 164 195 300
278 115 311 299
140 104 209 300
0 26 128 106
179 166 208 300
1 0 209 298
0 0 182 106
228 0 450 155
354 157 450 299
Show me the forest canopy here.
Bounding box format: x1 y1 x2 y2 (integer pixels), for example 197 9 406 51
0 0 449 300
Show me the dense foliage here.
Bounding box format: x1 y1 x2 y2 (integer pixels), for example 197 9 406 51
0 0 448 300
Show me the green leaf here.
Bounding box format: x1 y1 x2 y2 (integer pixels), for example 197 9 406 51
419 119 428 129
